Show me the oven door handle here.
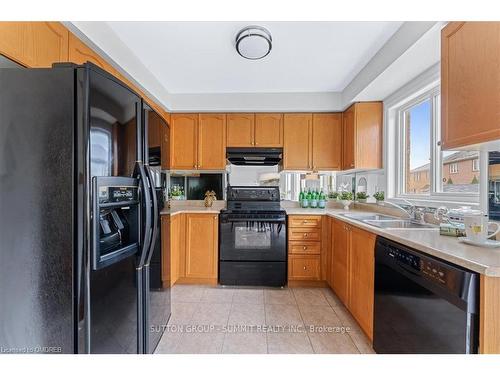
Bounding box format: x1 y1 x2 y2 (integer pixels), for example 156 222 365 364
221 218 286 224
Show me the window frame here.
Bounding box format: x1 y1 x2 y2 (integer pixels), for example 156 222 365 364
472 158 480 172
394 85 480 204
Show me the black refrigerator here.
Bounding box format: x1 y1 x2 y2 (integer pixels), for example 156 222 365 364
0 62 169 354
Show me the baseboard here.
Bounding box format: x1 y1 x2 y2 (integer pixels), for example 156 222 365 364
287 280 328 288
175 277 218 286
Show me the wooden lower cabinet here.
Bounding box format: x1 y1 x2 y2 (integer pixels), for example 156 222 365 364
288 215 324 283
348 226 376 341
288 255 321 281
184 214 218 280
331 219 350 304
161 215 171 288
330 218 376 341
169 213 218 285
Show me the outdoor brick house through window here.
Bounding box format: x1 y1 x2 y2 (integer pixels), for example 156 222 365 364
399 88 480 198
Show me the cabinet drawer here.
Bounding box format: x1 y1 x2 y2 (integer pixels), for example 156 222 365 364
288 255 321 280
289 242 321 255
288 227 321 241
289 215 322 228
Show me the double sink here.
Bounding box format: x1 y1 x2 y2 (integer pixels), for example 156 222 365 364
340 213 436 229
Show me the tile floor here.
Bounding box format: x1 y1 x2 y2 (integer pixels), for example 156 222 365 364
154 285 375 354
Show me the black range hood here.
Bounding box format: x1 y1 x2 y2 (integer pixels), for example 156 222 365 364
227 147 283 166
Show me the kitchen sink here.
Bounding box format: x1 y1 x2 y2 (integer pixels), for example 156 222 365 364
340 213 399 221
363 219 436 229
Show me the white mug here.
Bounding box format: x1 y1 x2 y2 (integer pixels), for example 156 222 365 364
464 215 500 244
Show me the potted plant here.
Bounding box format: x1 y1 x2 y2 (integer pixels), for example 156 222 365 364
339 191 353 210
356 192 369 203
328 191 339 200
170 185 184 200
373 191 385 203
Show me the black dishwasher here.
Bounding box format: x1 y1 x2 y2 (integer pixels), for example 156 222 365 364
374 237 479 354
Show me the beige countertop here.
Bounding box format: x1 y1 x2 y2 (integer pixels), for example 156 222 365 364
160 203 500 276
286 207 500 277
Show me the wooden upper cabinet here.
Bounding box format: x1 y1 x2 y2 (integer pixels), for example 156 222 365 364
160 115 171 170
184 214 218 279
342 102 382 170
254 113 283 147
148 111 161 149
0 22 68 67
348 226 376 341
68 32 109 70
170 114 198 170
332 219 350 305
441 22 500 149
283 114 312 170
312 113 342 170
226 113 254 147
198 114 227 170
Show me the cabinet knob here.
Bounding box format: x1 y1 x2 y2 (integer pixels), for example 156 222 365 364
304 233 308 237
303 246 307 250
303 266 307 270
193 164 197 168
303 220 308 224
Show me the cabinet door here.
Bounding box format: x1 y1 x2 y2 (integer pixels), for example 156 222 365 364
148 111 161 149
170 213 185 285
184 214 218 279
254 113 283 147
29 22 69 67
226 113 254 147
442 22 500 149
342 106 355 170
349 226 376 341
288 255 321 281
0 22 25 65
161 216 171 288
170 114 198 169
0 22 68 67
283 114 312 170
355 102 383 169
68 32 110 70
160 115 170 170
332 220 349 304
312 113 342 170
327 217 335 288
198 114 226 170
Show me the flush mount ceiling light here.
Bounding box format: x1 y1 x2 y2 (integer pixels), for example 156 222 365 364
235 26 272 60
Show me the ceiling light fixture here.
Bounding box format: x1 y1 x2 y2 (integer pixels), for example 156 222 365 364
235 26 272 60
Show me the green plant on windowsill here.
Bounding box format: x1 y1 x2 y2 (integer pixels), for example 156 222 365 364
328 191 339 200
373 191 385 202
356 192 369 203
339 191 353 201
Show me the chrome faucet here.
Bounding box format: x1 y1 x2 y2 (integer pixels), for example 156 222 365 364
379 199 426 223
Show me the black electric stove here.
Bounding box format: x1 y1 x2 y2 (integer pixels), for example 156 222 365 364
219 186 287 287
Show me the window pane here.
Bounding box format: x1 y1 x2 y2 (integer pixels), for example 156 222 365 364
404 99 431 194
440 151 480 193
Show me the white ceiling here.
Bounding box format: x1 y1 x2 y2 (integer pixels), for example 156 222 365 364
106 21 403 94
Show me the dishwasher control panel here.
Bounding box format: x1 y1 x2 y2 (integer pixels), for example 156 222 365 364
388 246 448 285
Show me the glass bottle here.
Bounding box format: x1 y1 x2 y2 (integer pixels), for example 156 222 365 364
318 189 326 209
310 188 318 208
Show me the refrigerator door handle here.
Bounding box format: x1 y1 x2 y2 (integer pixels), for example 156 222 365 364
135 161 152 269
144 165 159 265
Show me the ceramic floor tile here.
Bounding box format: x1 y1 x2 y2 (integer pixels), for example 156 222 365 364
349 327 375 354
172 331 225 354
265 304 304 328
190 303 232 327
228 303 265 326
298 304 342 328
331 304 359 330
308 332 360 354
201 287 235 303
171 285 206 303
292 288 329 306
232 288 264 304
222 332 267 354
167 302 199 326
321 288 344 308
267 332 313 354
264 288 296 305
154 331 183 354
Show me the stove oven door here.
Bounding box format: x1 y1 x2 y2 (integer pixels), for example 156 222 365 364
219 215 287 261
